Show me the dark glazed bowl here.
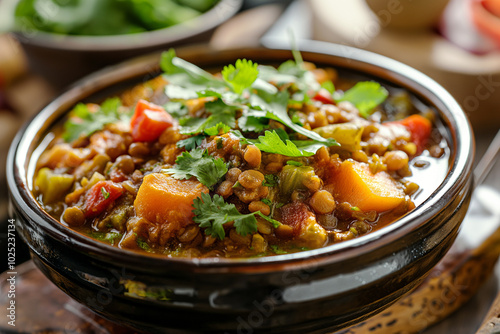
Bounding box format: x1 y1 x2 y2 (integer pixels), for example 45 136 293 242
2 0 242 88
7 42 474 333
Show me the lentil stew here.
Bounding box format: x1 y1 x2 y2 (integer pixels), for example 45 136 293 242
32 50 449 258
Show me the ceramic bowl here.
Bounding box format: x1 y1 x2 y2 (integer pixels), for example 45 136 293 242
7 42 474 333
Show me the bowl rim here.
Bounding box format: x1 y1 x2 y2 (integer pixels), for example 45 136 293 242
5 0 243 52
7 41 474 271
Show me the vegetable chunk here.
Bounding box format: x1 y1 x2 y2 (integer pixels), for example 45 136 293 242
328 160 405 212
134 173 209 226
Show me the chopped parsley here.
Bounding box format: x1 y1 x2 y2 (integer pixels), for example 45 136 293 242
89 232 122 246
165 148 228 190
101 187 110 200
262 174 279 187
270 245 288 255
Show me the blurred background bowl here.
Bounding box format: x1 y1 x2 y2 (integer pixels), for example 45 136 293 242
0 0 243 88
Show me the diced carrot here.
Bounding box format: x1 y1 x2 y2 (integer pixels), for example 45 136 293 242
327 160 405 212
130 99 174 142
388 114 432 154
84 181 124 218
134 173 209 231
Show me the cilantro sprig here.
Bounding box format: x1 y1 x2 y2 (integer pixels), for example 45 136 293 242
192 193 280 240
336 81 388 118
62 97 131 142
179 100 236 135
164 149 228 190
222 59 259 94
254 130 317 157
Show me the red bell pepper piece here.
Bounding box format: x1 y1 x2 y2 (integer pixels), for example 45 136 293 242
130 99 174 142
84 181 124 218
312 88 335 105
388 114 432 154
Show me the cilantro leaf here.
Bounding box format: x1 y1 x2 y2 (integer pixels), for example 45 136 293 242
165 149 228 189
204 122 231 136
321 80 335 94
238 114 269 132
176 135 205 150
250 90 337 146
255 130 318 157
62 97 130 142
179 99 236 135
161 49 227 99
222 59 259 94
163 101 188 119
336 81 389 118
192 193 258 239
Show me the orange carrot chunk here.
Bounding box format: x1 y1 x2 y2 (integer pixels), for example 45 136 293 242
328 160 405 212
134 173 209 227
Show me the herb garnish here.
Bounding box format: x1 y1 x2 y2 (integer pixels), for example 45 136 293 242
101 187 110 199
192 193 279 239
62 97 131 142
164 148 228 190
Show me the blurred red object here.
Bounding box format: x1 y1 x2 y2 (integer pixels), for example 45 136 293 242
440 0 500 53
472 0 500 47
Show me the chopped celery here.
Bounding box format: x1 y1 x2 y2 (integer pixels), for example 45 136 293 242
35 168 74 203
279 165 316 199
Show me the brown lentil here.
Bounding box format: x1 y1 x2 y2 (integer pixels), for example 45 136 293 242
309 190 336 214
238 170 264 189
128 142 150 157
226 167 242 183
63 206 85 227
384 150 409 171
216 180 234 198
177 225 200 243
244 145 261 168
115 155 135 174
248 201 271 216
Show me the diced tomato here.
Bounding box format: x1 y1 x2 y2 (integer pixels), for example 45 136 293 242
388 114 432 154
130 99 174 142
84 181 124 218
312 88 335 104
